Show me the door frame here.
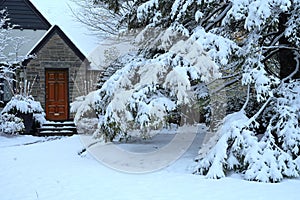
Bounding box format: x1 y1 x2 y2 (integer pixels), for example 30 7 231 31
45 68 70 121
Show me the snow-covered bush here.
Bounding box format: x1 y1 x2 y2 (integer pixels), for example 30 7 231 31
0 95 46 135
0 64 46 135
71 91 99 134
0 113 24 135
196 76 300 182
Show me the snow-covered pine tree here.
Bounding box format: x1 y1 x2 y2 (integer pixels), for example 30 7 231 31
75 0 300 182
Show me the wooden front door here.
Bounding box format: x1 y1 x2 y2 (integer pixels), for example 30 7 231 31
45 69 68 120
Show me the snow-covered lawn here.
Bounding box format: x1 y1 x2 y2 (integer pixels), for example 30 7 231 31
0 133 299 200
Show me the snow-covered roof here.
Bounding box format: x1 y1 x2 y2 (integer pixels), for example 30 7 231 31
29 0 101 57
27 25 86 61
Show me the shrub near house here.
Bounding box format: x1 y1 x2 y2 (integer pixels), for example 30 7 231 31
0 95 46 135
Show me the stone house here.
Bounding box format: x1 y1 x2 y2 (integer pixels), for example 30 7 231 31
23 25 89 120
0 0 89 121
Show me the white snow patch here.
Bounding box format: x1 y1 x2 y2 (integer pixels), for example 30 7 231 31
0 133 299 200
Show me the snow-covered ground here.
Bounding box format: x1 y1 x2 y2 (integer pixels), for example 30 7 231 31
1 132 299 200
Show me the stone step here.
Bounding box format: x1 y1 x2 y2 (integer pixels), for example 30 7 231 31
37 121 77 136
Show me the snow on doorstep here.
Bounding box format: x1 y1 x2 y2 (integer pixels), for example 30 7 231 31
0 135 300 200
40 126 56 128
45 121 75 125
